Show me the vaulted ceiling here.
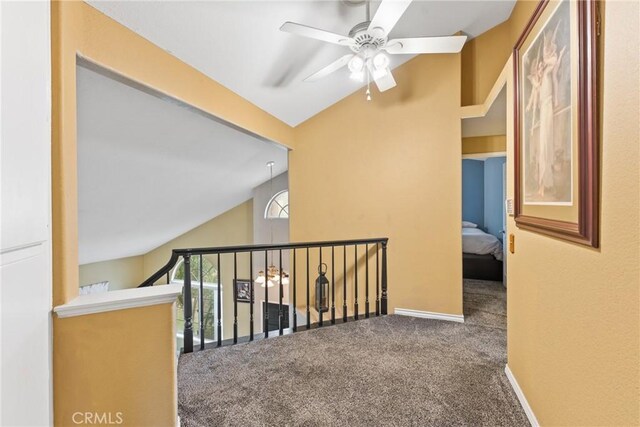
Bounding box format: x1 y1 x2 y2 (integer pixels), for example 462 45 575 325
87 0 516 126
77 66 288 265
78 1 516 264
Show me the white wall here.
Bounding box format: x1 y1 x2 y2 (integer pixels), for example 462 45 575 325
0 1 53 425
253 171 289 246
252 172 290 320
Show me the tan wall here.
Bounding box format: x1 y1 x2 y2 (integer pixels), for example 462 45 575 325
290 53 463 316
461 21 511 106
144 200 255 339
53 303 177 426
503 1 640 425
461 1 538 106
51 0 294 307
52 3 293 425
79 256 144 291
462 135 506 155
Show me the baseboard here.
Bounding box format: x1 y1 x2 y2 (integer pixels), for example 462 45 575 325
505 364 540 427
394 308 464 323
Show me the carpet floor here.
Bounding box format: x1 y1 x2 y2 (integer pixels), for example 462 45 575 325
178 279 528 426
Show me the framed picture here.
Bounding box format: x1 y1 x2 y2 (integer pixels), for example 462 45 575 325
514 0 600 247
234 279 253 303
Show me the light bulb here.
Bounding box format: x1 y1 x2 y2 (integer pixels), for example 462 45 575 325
262 280 275 288
254 272 265 285
348 55 364 73
350 70 364 82
373 53 389 71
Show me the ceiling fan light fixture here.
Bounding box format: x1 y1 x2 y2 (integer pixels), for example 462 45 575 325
372 67 388 80
373 52 389 70
281 0 468 94
350 70 364 82
348 55 365 73
370 26 386 40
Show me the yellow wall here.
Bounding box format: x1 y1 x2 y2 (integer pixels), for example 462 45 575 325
503 1 640 425
462 135 506 155
51 3 293 425
461 20 511 106
53 303 177 426
461 1 538 106
290 53 463 316
144 200 255 339
51 0 294 307
77 200 257 340
79 256 144 291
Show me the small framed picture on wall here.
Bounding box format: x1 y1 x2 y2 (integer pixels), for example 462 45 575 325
234 279 253 303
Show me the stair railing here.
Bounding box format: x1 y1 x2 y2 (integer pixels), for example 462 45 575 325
139 238 388 353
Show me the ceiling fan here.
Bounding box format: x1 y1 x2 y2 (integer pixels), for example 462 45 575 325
280 0 467 100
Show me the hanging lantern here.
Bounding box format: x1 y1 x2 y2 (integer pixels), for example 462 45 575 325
315 263 329 313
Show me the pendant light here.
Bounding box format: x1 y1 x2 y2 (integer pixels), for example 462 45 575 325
254 161 289 288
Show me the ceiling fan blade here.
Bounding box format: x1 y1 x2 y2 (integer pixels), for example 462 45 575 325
280 22 354 46
385 35 468 54
369 65 397 92
304 54 354 82
368 0 413 35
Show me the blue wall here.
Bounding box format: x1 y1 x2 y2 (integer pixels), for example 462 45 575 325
462 160 484 227
484 157 506 238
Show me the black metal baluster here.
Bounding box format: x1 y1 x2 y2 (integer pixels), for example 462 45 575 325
233 252 238 344
278 249 284 336
217 253 222 347
354 245 359 321
306 247 310 330
381 241 388 315
292 249 297 332
331 246 335 325
264 250 269 339
319 247 323 327
249 251 254 341
376 243 380 316
183 254 193 353
343 245 347 323
166 272 170 284
199 254 205 350
365 244 370 318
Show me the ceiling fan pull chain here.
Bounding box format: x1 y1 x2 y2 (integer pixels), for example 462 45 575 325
366 71 372 101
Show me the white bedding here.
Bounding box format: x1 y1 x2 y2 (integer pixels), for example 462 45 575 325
462 228 503 261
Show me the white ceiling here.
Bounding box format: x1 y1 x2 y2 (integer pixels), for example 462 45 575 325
462 86 506 138
77 65 288 265
87 0 516 126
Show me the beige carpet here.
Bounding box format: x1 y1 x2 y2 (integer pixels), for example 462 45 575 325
178 279 527 426
463 278 507 330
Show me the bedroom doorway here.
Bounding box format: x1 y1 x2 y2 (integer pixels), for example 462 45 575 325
461 84 507 328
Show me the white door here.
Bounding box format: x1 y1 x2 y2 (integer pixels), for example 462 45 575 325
0 2 53 424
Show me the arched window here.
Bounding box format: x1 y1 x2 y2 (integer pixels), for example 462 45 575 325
265 190 289 219
171 256 218 284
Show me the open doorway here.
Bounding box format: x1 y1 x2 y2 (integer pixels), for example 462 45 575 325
75 59 290 348
461 86 507 329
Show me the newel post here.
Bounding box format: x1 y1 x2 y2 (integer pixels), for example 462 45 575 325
381 242 388 315
183 254 194 353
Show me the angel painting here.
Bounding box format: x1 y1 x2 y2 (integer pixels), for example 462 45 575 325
522 0 572 205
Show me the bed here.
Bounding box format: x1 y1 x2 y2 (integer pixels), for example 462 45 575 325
462 223 503 281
